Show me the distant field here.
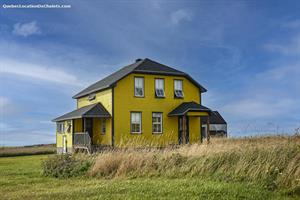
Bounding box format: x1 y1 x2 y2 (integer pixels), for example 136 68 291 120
0 136 299 199
0 144 55 157
0 154 297 200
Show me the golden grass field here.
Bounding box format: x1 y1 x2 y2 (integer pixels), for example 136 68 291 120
1 135 299 199
0 144 55 157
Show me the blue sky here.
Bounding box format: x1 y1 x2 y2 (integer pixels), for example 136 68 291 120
0 0 299 146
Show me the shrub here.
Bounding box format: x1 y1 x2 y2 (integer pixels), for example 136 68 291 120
42 154 91 178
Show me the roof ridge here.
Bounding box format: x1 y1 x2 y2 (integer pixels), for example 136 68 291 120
140 58 184 73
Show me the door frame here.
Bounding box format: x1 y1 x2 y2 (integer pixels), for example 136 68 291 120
62 135 67 154
83 118 93 143
178 115 189 144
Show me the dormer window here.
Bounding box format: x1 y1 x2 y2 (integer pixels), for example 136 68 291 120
134 77 144 97
88 93 96 101
174 80 184 98
155 78 165 98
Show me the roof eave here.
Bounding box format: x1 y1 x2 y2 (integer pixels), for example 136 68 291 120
72 85 112 99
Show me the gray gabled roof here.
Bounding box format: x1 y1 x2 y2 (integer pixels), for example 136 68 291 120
73 58 207 99
201 111 227 124
52 103 111 122
168 101 211 116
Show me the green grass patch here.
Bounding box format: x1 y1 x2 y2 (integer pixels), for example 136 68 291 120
0 154 299 199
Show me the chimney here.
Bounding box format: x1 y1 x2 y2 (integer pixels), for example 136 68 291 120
135 58 142 62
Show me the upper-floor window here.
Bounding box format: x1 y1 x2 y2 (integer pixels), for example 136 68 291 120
174 80 184 98
134 77 144 97
101 118 106 134
152 112 163 134
155 78 165 98
131 112 142 133
57 122 64 133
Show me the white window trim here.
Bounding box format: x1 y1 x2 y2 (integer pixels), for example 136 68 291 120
134 77 144 97
131 112 142 134
152 112 163 134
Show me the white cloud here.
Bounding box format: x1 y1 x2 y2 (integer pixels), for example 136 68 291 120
12 21 41 37
264 32 300 56
170 9 192 25
0 59 83 87
0 96 9 109
223 98 297 119
257 64 300 81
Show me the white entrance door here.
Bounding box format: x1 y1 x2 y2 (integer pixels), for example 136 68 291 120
63 136 67 154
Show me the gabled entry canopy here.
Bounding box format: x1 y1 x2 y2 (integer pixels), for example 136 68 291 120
168 101 211 117
52 103 111 122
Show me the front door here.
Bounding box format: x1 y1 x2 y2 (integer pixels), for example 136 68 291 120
84 118 93 142
63 136 67 154
178 115 189 144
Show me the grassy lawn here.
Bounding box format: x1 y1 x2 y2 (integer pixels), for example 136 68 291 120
0 155 297 200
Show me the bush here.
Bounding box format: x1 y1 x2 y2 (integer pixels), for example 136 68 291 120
42 154 91 178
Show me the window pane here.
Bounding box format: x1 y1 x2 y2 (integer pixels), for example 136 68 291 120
152 113 162 133
131 112 141 133
135 78 144 96
155 79 164 89
174 80 183 90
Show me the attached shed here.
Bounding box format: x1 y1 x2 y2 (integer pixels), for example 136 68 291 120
201 111 227 138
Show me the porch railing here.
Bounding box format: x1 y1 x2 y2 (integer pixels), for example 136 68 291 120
73 132 91 153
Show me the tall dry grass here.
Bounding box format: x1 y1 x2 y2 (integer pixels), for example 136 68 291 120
0 144 56 157
90 135 300 192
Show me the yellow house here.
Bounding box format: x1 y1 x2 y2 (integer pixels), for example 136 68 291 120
53 58 212 153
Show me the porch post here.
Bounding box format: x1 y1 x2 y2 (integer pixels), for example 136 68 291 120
207 115 210 144
82 117 85 132
182 115 186 144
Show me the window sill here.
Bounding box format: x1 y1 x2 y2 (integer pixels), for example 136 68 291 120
155 96 165 99
131 132 142 134
134 96 145 98
152 132 163 135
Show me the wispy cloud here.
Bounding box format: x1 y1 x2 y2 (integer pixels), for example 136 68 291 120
0 59 83 87
223 98 297 119
12 21 41 37
282 19 300 29
0 96 9 109
170 9 192 25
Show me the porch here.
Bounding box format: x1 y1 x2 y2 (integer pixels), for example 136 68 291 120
168 101 212 144
53 103 111 153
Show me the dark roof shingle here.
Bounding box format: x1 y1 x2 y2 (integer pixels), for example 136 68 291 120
73 58 207 99
168 101 211 116
201 111 227 124
52 103 111 122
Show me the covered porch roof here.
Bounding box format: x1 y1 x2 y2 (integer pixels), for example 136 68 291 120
168 101 211 117
52 103 111 122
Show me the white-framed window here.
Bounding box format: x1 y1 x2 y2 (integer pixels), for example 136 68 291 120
131 112 142 133
57 122 64 133
134 77 144 97
152 112 163 134
101 118 106 134
174 80 184 98
155 79 165 98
